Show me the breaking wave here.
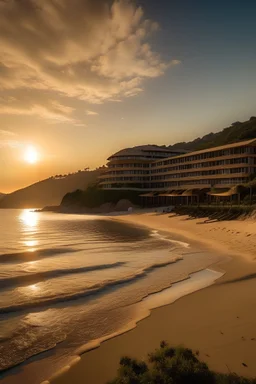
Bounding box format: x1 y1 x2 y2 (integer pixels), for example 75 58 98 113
0 247 79 263
0 262 126 289
0 258 182 314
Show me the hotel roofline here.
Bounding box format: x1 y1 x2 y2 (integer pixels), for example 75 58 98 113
152 138 256 164
99 138 256 192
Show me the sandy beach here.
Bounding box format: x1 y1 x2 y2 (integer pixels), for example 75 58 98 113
52 210 256 384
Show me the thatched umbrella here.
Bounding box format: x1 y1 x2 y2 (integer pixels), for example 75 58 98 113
245 177 256 204
231 185 248 205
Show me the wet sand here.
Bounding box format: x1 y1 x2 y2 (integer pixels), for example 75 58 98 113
52 211 256 384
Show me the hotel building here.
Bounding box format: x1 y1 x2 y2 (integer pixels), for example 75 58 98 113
98 145 186 190
99 139 256 192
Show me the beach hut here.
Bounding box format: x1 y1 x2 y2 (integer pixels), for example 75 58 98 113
181 189 201 205
139 192 159 207
207 185 246 205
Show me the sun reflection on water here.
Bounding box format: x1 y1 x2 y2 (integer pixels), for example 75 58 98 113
23 240 38 247
29 284 39 291
27 261 37 265
18 283 41 297
24 260 38 272
19 210 39 229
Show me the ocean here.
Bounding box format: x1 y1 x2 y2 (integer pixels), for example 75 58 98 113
0 209 224 384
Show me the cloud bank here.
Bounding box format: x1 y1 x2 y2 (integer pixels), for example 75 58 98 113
0 129 20 148
86 110 99 116
0 0 179 121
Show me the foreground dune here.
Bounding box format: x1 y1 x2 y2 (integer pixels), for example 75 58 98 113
52 210 256 384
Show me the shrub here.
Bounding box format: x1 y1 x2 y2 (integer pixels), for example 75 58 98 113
61 184 142 208
108 342 256 384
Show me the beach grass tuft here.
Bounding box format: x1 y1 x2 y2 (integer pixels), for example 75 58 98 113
109 342 256 384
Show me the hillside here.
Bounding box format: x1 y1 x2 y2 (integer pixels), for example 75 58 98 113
0 170 100 209
168 116 256 151
0 193 5 200
118 117 256 154
1 116 255 209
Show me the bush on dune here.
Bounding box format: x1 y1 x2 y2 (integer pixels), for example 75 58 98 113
109 342 256 384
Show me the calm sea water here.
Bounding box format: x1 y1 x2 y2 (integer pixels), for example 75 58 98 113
0 209 224 384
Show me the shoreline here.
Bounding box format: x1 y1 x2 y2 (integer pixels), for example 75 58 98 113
47 267 224 384
0 260 224 383
0 264 224 384
50 210 256 384
111 210 256 262
2 209 255 384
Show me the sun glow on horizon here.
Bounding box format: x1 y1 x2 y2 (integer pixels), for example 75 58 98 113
24 146 39 164
19 209 38 229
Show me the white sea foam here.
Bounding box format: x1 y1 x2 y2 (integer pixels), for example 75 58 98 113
150 230 190 248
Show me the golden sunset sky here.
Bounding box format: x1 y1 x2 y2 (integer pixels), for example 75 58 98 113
1 0 256 193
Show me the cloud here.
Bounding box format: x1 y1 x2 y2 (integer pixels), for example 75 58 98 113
86 110 99 116
0 139 21 149
0 0 179 111
0 129 15 137
0 97 79 124
0 128 20 148
171 60 182 66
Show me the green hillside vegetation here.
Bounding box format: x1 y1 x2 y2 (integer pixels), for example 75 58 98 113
0 170 100 209
109 342 256 384
168 116 256 151
61 185 141 208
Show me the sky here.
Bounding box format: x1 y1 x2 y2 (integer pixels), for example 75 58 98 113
0 0 256 193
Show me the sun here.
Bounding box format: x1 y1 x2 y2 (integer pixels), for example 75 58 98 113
24 146 39 164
